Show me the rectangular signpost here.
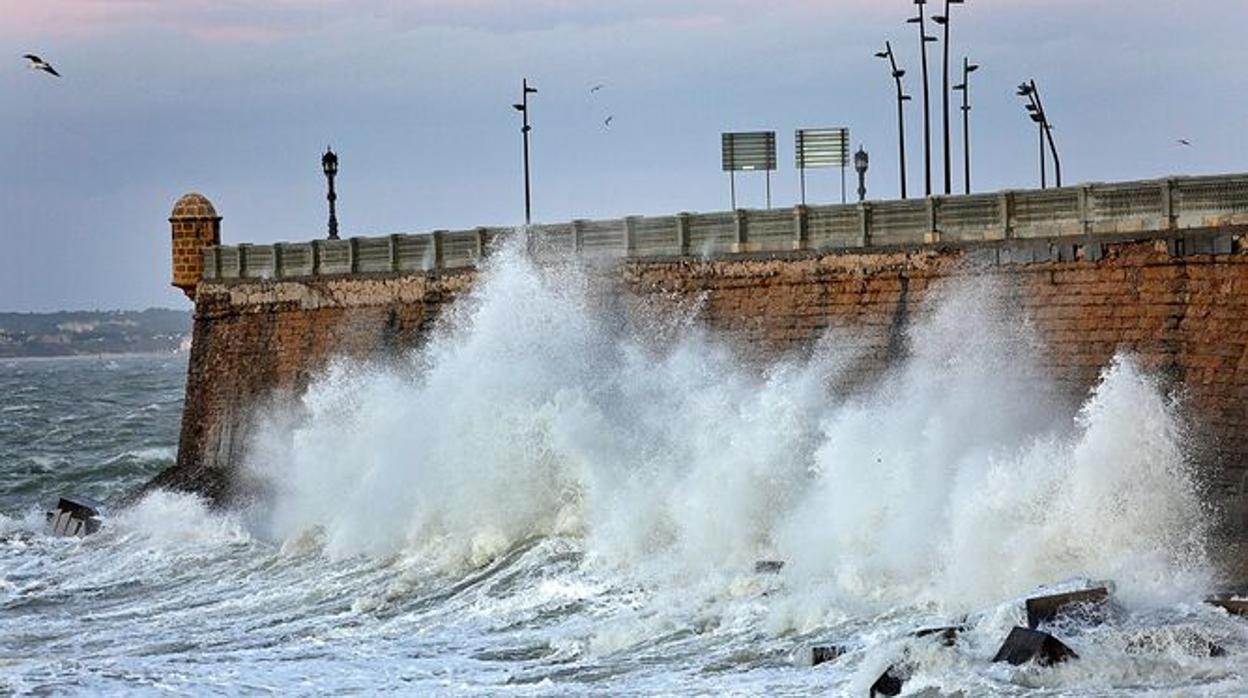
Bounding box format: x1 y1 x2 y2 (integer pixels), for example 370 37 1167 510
721 131 777 210
796 127 850 205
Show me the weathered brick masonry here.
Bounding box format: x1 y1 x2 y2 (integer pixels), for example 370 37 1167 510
624 239 1248 502
156 236 1248 534
149 175 1248 584
148 273 475 502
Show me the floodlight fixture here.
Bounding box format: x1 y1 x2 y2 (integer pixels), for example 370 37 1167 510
1017 78 1062 188
931 0 968 194
954 56 978 194
514 78 537 224
908 1 934 196
876 40 910 199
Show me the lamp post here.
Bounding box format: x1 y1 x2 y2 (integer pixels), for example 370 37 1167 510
875 41 911 200
854 147 870 202
931 0 964 196
951 57 979 194
1017 80 1062 188
512 78 538 225
907 0 938 197
321 146 339 240
1018 83 1046 188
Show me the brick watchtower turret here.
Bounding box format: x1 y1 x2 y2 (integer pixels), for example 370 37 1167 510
170 193 221 300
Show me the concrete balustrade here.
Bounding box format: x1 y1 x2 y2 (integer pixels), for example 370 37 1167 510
201 173 1248 281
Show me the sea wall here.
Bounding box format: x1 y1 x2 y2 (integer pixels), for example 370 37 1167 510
149 273 475 502
154 174 1248 550
155 235 1248 512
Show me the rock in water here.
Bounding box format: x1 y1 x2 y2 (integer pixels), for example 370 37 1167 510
1026 587 1111 628
809 645 843 667
46 495 104 537
869 665 908 697
913 625 968 647
992 627 1078 666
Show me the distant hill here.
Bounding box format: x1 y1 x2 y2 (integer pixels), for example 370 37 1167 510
0 309 192 358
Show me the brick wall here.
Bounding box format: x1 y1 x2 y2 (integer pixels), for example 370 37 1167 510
154 237 1248 542
623 239 1248 498
147 272 476 502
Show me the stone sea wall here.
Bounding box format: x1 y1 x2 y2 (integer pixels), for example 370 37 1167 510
152 173 1248 581
156 233 1248 531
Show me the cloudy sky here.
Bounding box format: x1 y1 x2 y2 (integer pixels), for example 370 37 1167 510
3 0 1247 311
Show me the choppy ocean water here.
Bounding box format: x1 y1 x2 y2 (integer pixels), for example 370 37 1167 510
3 244 1248 695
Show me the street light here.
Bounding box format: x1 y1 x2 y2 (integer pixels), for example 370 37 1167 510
951 58 979 194
854 146 870 202
1017 80 1062 188
875 41 912 200
931 0 965 195
907 0 938 197
1016 83 1044 187
321 146 339 240
512 78 538 225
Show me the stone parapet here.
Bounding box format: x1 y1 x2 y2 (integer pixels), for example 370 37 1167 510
199 173 1248 283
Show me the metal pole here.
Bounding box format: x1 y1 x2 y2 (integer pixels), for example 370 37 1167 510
327 173 338 240
521 78 532 225
1047 124 1062 188
800 166 807 206
1039 120 1047 189
882 41 908 200
961 58 972 194
766 170 772 209
940 0 953 195
1031 81 1062 187
841 163 846 204
912 2 933 197
856 149 868 203
730 171 736 210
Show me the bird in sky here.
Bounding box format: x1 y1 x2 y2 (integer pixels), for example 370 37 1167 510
23 54 60 77
604 115 614 128
590 83 605 93
1177 139 1192 147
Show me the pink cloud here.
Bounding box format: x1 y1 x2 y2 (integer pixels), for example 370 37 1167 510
5 0 342 41
5 0 888 42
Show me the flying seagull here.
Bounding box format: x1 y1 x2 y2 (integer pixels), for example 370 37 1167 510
604 115 614 128
1177 139 1192 147
23 54 60 77
590 83 605 93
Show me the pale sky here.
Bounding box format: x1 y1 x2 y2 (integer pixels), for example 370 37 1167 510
2 0 1246 311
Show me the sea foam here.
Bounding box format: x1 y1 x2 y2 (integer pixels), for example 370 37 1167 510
247 237 1210 611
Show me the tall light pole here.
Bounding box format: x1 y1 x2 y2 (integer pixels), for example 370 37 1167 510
1017 83 1045 187
907 0 938 197
1018 80 1062 188
321 146 339 240
1032 81 1061 188
952 58 979 194
931 0 964 196
512 78 538 225
875 42 912 200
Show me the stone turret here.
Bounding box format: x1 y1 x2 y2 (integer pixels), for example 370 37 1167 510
170 192 221 299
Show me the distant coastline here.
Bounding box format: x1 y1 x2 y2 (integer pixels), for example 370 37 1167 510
0 309 191 358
